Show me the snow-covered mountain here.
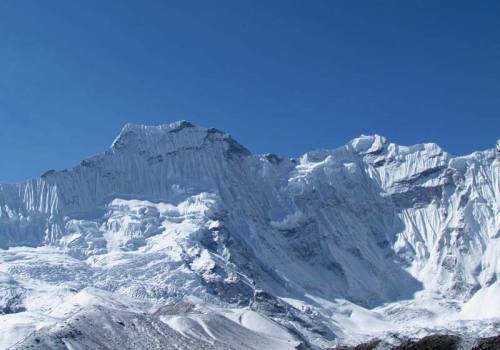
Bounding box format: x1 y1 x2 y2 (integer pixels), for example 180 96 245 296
0 121 498 349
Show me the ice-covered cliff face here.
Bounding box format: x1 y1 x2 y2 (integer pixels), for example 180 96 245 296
348 135 499 300
0 121 498 349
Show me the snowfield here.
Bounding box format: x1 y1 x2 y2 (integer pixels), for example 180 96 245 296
0 121 498 349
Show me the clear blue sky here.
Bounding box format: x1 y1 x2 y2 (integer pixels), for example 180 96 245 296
1 1 499 182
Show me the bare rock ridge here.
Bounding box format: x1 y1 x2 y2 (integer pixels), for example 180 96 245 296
0 121 498 349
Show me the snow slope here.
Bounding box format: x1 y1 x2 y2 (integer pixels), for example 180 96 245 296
0 121 498 348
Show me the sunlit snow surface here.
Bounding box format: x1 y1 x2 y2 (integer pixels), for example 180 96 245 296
0 122 498 349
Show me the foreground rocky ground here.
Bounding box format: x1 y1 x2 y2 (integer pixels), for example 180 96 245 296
333 334 500 350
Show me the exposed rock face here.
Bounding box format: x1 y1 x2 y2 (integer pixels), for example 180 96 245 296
0 122 498 349
332 334 500 350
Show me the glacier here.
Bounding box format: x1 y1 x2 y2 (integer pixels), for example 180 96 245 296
0 121 498 349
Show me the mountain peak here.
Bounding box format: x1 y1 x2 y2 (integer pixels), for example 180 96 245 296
122 120 196 134
110 120 214 152
111 120 198 148
349 134 388 154
110 121 250 158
